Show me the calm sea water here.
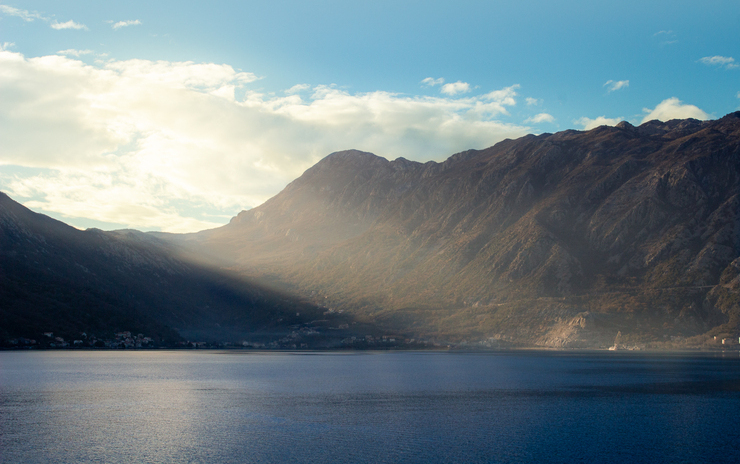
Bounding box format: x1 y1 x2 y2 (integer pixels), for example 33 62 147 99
1 350 739 463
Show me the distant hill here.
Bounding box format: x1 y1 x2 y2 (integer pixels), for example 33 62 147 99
175 113 740 348
0 192 348 346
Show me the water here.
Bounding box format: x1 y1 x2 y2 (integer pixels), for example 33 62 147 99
1 350 739 463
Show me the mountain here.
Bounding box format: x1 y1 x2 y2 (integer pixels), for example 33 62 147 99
175 112 740 348
0 192 352 346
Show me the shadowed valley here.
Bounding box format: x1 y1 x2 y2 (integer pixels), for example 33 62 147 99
0 192 357 347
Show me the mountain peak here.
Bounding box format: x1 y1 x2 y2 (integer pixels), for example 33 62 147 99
323 149 387 164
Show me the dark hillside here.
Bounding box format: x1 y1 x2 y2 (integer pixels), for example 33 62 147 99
0 192 347 346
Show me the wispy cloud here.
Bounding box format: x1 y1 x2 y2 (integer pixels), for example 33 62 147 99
0 5 88 31
525 97 541 106
0 4 43 21
698 55 739 69
112 19 141 30
653 30 677 45
51 20 88 30
440 81 470 96
524 113 554 124
421 77 444 87
57 49 93 57
575 116 622 130
641 97 709 123
604 80 629 93
0 50 527 232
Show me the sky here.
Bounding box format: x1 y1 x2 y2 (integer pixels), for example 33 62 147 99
1 1 738 233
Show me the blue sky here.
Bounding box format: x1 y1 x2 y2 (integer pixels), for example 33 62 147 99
1 0 738 232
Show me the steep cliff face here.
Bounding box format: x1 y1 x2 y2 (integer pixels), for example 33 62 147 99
180 113 740 347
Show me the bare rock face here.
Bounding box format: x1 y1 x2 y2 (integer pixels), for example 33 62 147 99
179 113 740 347
536 312 599 348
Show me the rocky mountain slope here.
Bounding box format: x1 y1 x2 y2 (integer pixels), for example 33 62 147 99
179 112 740 348
0 192 349 345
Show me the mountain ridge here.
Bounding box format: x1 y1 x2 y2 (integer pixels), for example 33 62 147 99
4 113 739 349
175 112 740 348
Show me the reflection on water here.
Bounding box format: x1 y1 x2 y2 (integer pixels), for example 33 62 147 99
1 351 740 463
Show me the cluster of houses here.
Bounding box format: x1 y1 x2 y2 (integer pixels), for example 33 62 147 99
339 334 433 348
2 331 155 349
712 335 740 346
9 327 737 351
5 336 38 347
108 331 155 348
232 331 433 350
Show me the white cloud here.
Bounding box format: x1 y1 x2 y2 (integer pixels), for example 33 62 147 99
285 83 310 94
104 59 260 91
604 80 629 93
698 56 739 69
0 4 43 21
440 81 471 96
575 116 622 130
0 50 527 232
525 97 541 106
7 170 225 233
112 19 141 30
524 113 554 124
51 20 88 30
641 97 709 123
57 49 93 57
421 77 444 87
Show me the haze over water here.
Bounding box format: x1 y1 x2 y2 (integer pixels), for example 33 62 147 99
1 350 740 463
